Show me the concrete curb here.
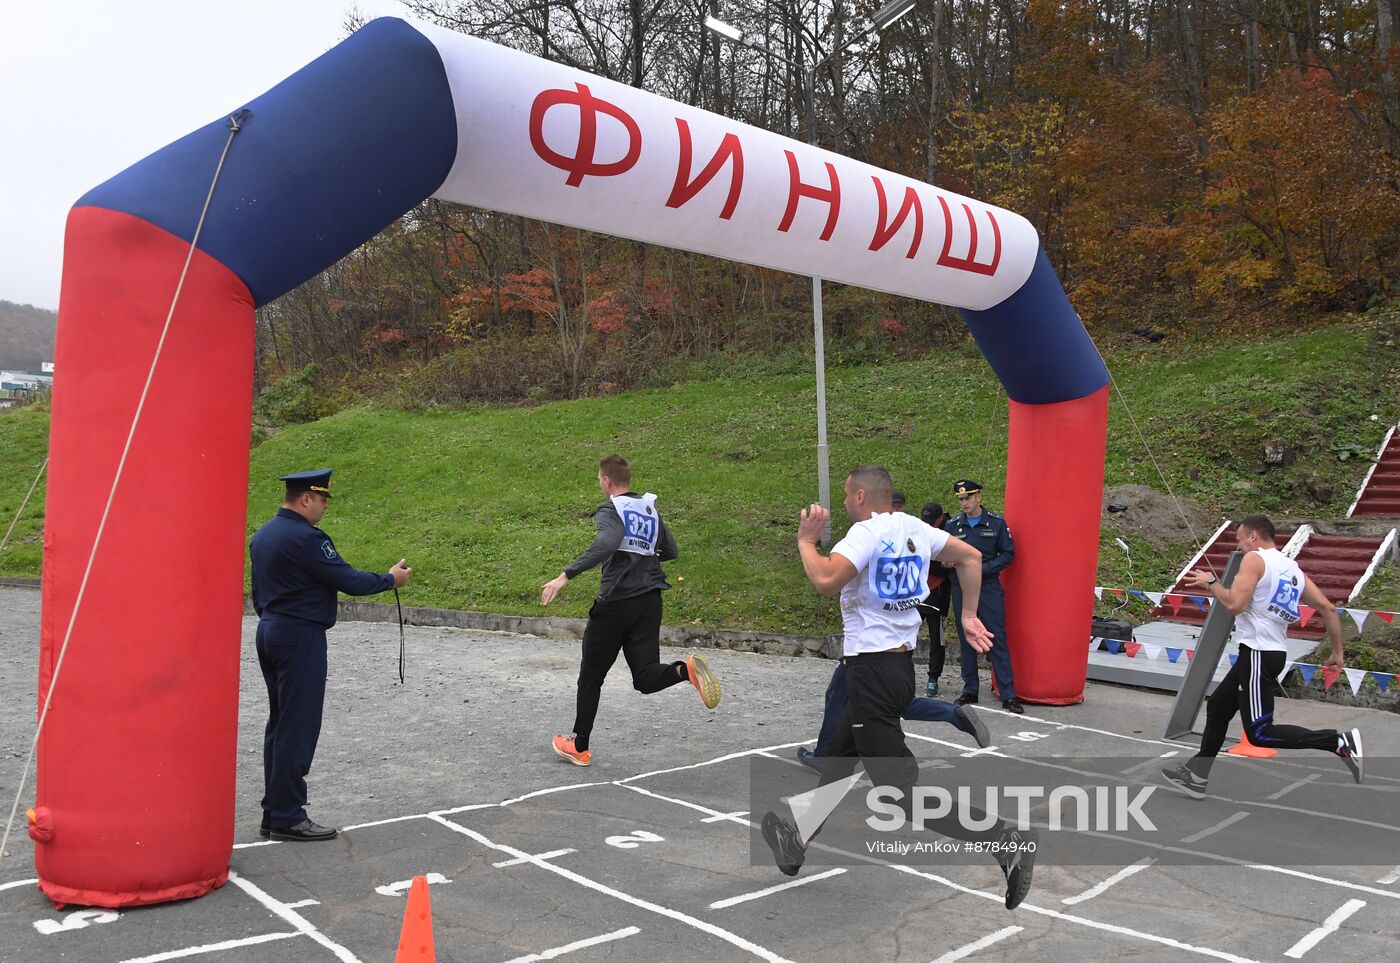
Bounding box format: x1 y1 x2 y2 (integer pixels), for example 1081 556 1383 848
326 598 852 660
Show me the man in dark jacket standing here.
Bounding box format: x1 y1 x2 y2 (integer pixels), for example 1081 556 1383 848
541 455 721 766
250 469 411 841
945 479 1022 712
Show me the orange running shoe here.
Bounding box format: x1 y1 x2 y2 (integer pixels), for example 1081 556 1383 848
551 734 592 766
685 653 722 709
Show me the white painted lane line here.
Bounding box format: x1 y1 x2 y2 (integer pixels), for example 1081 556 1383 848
428 814 792 963
228 871 363 963
708 868 847 909
431 803 497 816
284 899 319 909
616 740 812 785
1283 899 1367 958
1060 858 1155 905
928 925 1024 963
702 811 750 823
499 926 641 963
500 783 609 807
905 731 1007 758
1160 751 1180 757
0 877 37 893
493 849 574 868
622 780 1261 963
887 862 1263 963
756 750 811 769
116 931 301 963
341 813 431 831
374 872 452 896
231 840 279 850
1267 774 1320 800
972 705 1180 748
618 783 755 826
1376 865 1400 885
1181 811 1249 844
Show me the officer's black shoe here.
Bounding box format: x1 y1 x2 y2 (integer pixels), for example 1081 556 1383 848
761 811 806 877
259 815 271 839
795 746 823 773
954 692 979 706
1002 698 1025 714
995 826 1038 910
268 818 338 842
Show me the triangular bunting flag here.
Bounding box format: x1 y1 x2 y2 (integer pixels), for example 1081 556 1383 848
1296 664 1318 686
1146 592 1164 606
1104 639 1123 655
1089 636 1100 651
1167 594 1184 616
1129 590 1149 602
1375 611 1395 624
1298 605 1316 628
1110 588 1125 598
1344 668 1365 695
1166 647 1182 663
1125 641 1143 658
1189 595 1209 612
1228 653 1238 666
1277 662 1294 683
1374 672 1393 694
1094 586 1104 600
1345 608 1368 632
1322 666 1341 690
1185 649 1195 661
1143 644 1162 661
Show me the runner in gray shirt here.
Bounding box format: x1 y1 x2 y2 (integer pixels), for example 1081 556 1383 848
540 454 721 766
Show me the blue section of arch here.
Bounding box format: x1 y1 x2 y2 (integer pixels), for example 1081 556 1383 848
959 248 1109 405
75 18 458 308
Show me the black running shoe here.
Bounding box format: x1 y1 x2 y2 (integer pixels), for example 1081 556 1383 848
795 746 823 773
1160 762 1208 799
761 811 806 877
1337 728 1363 784
996 826 1038 910
954 692 979 706
1001 698 1025 714
957 705 992 749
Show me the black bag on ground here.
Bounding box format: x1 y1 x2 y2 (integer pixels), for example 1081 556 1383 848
1091 616 1134 641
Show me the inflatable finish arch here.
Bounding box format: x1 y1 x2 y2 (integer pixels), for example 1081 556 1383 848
39 17 1107 905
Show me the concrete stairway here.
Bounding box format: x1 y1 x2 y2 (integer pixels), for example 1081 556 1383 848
1349 424 1400 518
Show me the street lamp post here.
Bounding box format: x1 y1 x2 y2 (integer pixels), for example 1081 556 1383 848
705 0 915 543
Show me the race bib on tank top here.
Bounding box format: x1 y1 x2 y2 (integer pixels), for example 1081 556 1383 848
611 493 660 555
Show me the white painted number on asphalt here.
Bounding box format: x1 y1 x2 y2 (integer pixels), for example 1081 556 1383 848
1006 731 1049 742
33 909 120 935
375 871 452 896
605 830 664 849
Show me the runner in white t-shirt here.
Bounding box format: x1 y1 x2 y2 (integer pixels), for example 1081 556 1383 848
760 465 1039 910
1162 514 1362 799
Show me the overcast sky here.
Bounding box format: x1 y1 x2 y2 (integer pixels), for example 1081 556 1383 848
0 0 409 312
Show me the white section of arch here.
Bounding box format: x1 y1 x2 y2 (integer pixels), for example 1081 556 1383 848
410 21 1039 312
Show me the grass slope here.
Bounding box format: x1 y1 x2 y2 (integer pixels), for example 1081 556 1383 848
2 317 1396 640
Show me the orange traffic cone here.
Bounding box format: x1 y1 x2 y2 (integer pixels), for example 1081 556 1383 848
394 875 435 962
1227 729 1278 758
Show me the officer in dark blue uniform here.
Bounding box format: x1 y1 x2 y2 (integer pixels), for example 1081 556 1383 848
250 469 411 841
944 479 1022 713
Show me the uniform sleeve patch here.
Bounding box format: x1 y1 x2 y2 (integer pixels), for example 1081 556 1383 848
321 540 338 560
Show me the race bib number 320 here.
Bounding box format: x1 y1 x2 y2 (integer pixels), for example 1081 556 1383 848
875 555 923 600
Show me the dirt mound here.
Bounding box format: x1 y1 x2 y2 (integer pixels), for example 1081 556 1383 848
1102 483 1219 550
